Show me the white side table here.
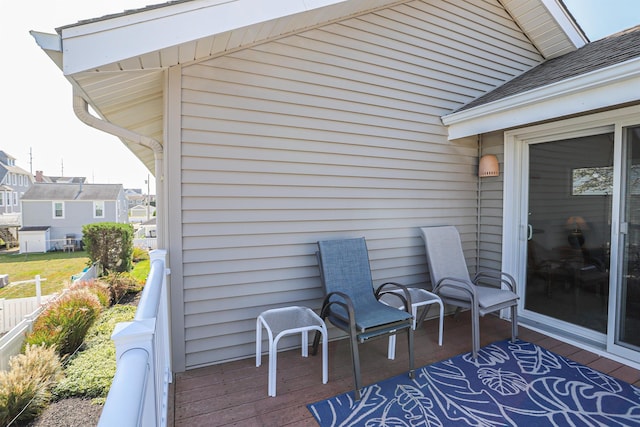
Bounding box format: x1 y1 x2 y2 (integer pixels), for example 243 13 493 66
256 306 328 397
380 287 444 359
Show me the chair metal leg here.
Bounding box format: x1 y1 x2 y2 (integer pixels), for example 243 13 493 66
407 327 415 379
349 333 362 401
471 305 480 359
511 305 518 342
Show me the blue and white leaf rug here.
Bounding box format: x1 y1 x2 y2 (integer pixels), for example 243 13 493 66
307 339 640 426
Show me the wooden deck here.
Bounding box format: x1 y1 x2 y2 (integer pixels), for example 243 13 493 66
169 312 640 426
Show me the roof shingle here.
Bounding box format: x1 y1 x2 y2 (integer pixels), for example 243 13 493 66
458 25 640 112
22 183 123 201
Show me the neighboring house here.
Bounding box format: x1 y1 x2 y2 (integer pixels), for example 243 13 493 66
125 187 156 211
136 217 157 238
20 183 128 253
32 0 640 374
34 170 86 184
0 151 34 215
128 204 155 223
124 188 145 208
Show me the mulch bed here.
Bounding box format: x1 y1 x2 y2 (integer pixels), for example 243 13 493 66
27 398 102 427
27 292 142 427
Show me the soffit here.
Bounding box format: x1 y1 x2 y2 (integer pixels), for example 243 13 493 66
501 0 586 59
35 0 583 173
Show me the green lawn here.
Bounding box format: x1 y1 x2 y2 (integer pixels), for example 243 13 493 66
130 259 150 282
0 251 91 299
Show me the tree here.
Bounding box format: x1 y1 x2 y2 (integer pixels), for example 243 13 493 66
82 223 134 274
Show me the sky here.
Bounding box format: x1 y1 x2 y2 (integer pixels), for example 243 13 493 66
1 1 639 192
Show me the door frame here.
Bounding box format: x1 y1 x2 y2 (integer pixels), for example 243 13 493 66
502 104 640 364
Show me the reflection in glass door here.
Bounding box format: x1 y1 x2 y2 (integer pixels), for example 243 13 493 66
526 133 613 333
618 126 640 350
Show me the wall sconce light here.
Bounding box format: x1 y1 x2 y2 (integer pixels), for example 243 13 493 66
478 154 499 177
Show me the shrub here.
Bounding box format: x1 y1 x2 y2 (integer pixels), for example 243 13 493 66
54 305 136 401
54 341 116 400
0 345 63 426
68 279 112 307
25 289 103 357
132 246 149 262
104 272 144 303
83 305 137 347
82 223 134 274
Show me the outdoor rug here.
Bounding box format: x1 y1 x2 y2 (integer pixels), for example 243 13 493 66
307 339 640 426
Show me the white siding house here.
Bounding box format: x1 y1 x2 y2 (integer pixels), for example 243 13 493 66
32 0 640 373
0 151 33 216
20 183 128 253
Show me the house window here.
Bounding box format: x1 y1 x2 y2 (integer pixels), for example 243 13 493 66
53 201 64 218
12 174 16 185
94 201 105 218
0 193 4 206
13 192 17 205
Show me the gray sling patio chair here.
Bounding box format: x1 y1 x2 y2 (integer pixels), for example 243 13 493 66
419 226 519 359
311 237 415 401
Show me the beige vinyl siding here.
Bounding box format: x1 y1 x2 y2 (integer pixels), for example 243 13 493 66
178 0 542 368
478 131 505 272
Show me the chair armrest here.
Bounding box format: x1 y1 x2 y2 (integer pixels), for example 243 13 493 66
473 271 517 292
375 282 412 312
320 291 355 322
433 277 477 300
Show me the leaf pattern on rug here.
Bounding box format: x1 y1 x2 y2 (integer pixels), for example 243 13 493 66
478 368 528 396
393 384 440 427
509 340 561 375
307 340 640 427
563 358 624 393
462 343 510 368
364 399 406 427
522 376 640 426
419 360 509 426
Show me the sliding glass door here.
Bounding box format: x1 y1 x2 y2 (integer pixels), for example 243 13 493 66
615 125 640 353
525 133 613 335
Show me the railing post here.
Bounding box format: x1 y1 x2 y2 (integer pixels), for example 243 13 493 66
99 249 169 427
106 319 157 427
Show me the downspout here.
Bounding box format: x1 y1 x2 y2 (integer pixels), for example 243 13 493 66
476 134 482 274
72 90 164 249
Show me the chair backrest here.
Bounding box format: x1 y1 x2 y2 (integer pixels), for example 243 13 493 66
317 238 379 305
419 226 472 286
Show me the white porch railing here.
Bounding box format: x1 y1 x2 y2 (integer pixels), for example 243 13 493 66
0 276 63 371
98 249 171 427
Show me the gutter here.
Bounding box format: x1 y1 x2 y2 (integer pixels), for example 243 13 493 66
441 56 640 140
72 90 164 248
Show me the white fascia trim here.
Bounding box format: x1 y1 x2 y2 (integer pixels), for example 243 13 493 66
58 0 350 75
30 31 64 69
540 0 588 48
442 57 640 140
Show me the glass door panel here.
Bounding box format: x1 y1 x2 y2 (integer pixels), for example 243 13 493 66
526 133 613 332
617 126 640 350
